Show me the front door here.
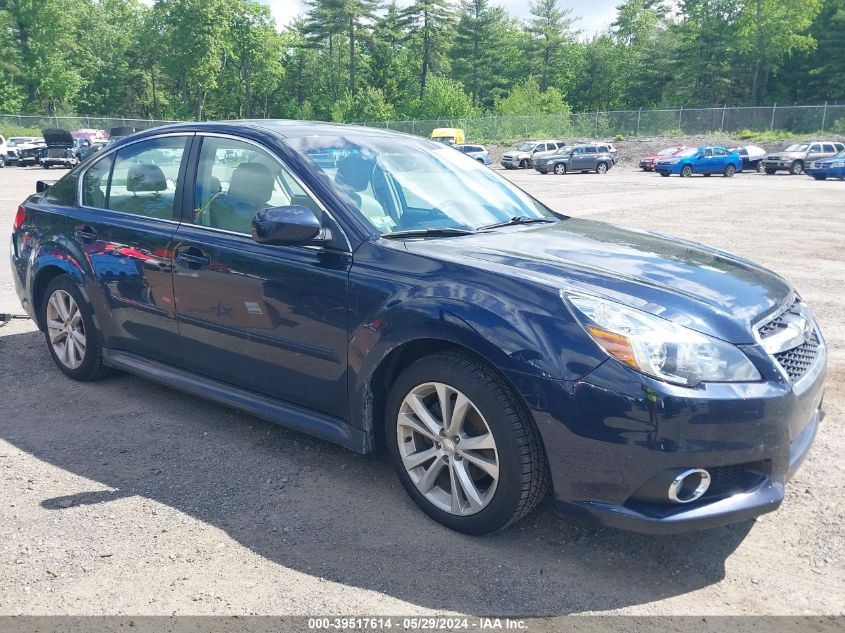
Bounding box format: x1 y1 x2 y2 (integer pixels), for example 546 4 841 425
70 134 191 365
171 135 351 419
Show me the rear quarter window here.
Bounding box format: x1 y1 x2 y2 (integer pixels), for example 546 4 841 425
43 174 78 206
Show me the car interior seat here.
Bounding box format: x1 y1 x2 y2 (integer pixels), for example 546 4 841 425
210 163 274 232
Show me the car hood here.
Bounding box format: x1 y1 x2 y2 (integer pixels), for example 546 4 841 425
403 219 791 343
532 150 560 161
42 128 74 148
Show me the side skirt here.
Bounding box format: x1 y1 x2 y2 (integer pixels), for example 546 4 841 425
103 350 368 454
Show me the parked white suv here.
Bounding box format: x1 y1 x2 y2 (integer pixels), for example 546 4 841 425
501 140 566 169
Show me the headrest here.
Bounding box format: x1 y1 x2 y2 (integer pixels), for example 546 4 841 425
228 163 274 206
127 163 167 193
335 155 375 193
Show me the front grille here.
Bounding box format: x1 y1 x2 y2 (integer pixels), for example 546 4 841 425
758 298 800 338
774 333 820 382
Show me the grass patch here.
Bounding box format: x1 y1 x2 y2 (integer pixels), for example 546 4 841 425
1 125 43 139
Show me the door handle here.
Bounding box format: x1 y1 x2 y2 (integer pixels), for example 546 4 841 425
74 224 97 243
175 247 210 269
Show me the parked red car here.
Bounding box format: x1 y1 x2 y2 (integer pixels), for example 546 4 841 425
640 146 687 171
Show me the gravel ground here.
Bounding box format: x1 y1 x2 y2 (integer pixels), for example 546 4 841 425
0 163 843 617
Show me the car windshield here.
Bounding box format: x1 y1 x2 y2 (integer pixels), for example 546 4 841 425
517 143 535 151
556 147 572 155
678 148 698 157
289 135 554 235
785 144 809 152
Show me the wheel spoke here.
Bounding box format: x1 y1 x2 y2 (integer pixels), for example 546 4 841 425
407 394 443 437
50 329 66 344
47 319 64 331
448 462 464 514
50 294 68 322
444 392 470 437
459 450 499 479
403 446 437 470
398 412 437 442
453 460 485 512
458 432 495 451
71 329 86 347
66 301 78 325
417 457 446 493
435 383 452 432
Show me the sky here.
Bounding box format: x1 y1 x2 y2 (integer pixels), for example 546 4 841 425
258 0 620 38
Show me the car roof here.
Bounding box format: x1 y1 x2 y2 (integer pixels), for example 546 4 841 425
129 119 418 142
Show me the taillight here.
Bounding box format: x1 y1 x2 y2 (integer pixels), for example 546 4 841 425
13 205 26 232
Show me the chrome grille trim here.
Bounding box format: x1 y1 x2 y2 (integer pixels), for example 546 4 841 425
755 296 826 388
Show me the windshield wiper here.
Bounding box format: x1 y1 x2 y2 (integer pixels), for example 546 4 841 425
477 216 558 231
381 227 477 239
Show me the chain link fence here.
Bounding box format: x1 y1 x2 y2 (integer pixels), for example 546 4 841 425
0 114 182 134
359 104 845 142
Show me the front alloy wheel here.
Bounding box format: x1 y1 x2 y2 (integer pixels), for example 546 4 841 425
681 165 693 177
387 351 550 534
553 163 566 175
397 382 499 516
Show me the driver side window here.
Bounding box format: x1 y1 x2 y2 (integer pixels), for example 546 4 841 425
193 137 321 235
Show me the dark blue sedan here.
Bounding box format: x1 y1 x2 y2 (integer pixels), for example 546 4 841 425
805 150 845 180
10 121 826 535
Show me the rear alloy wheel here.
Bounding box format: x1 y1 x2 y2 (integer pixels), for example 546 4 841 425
553 163 566 175
387 351 549 534
596 161 608 174
790 160 804 175
41 275 112 381
681 165 693 178
723 164 736 177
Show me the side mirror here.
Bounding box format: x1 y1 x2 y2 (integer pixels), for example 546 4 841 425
696 153 704 159
252 205 324 246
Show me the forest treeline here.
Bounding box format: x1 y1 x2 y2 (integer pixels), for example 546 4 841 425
0 0 842 123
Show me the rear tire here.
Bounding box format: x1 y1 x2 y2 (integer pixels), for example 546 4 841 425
386 351 550 535
813 175 827 180
790 160 804 175
596 161 608 174
40 275 113 382
723 164 736 177
660 172 670 177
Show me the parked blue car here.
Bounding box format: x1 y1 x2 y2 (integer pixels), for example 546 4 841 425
655 146 744 177
805 150 845 180
454 143 492 165
11 121 826 535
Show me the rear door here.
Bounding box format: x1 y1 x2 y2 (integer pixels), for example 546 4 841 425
171 134 351 418
71 134 192 365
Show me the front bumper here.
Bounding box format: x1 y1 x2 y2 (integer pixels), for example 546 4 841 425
763 159 799 170
516 344 826 534
655 163 682 175
501 157 527 168
806 167 845 179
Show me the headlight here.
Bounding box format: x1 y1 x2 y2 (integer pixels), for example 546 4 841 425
831 161 844 168
562 292 761 386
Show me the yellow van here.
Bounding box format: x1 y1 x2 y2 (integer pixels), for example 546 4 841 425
430 128 465 145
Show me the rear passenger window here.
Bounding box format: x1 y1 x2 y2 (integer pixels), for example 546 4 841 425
823 144 835 153
82 155 114 208
586 147 597 154
107 137 187 219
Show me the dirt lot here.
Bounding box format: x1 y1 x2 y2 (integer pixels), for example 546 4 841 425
0 164 843 617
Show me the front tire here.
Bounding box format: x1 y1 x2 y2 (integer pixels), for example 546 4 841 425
813 175 827 180
386 351 550 534
40 275 113 381
790 160 804 175
765 167 776 175
553 163 566 175
680 165 693 178
519 159 529 169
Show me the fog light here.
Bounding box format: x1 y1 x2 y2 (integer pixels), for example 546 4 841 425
668 468 711 504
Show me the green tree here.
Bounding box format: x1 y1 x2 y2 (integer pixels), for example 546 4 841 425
495 77 571 115
400 0 455 99
332 85 396 121
416 74 475 118
527 0 580 93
